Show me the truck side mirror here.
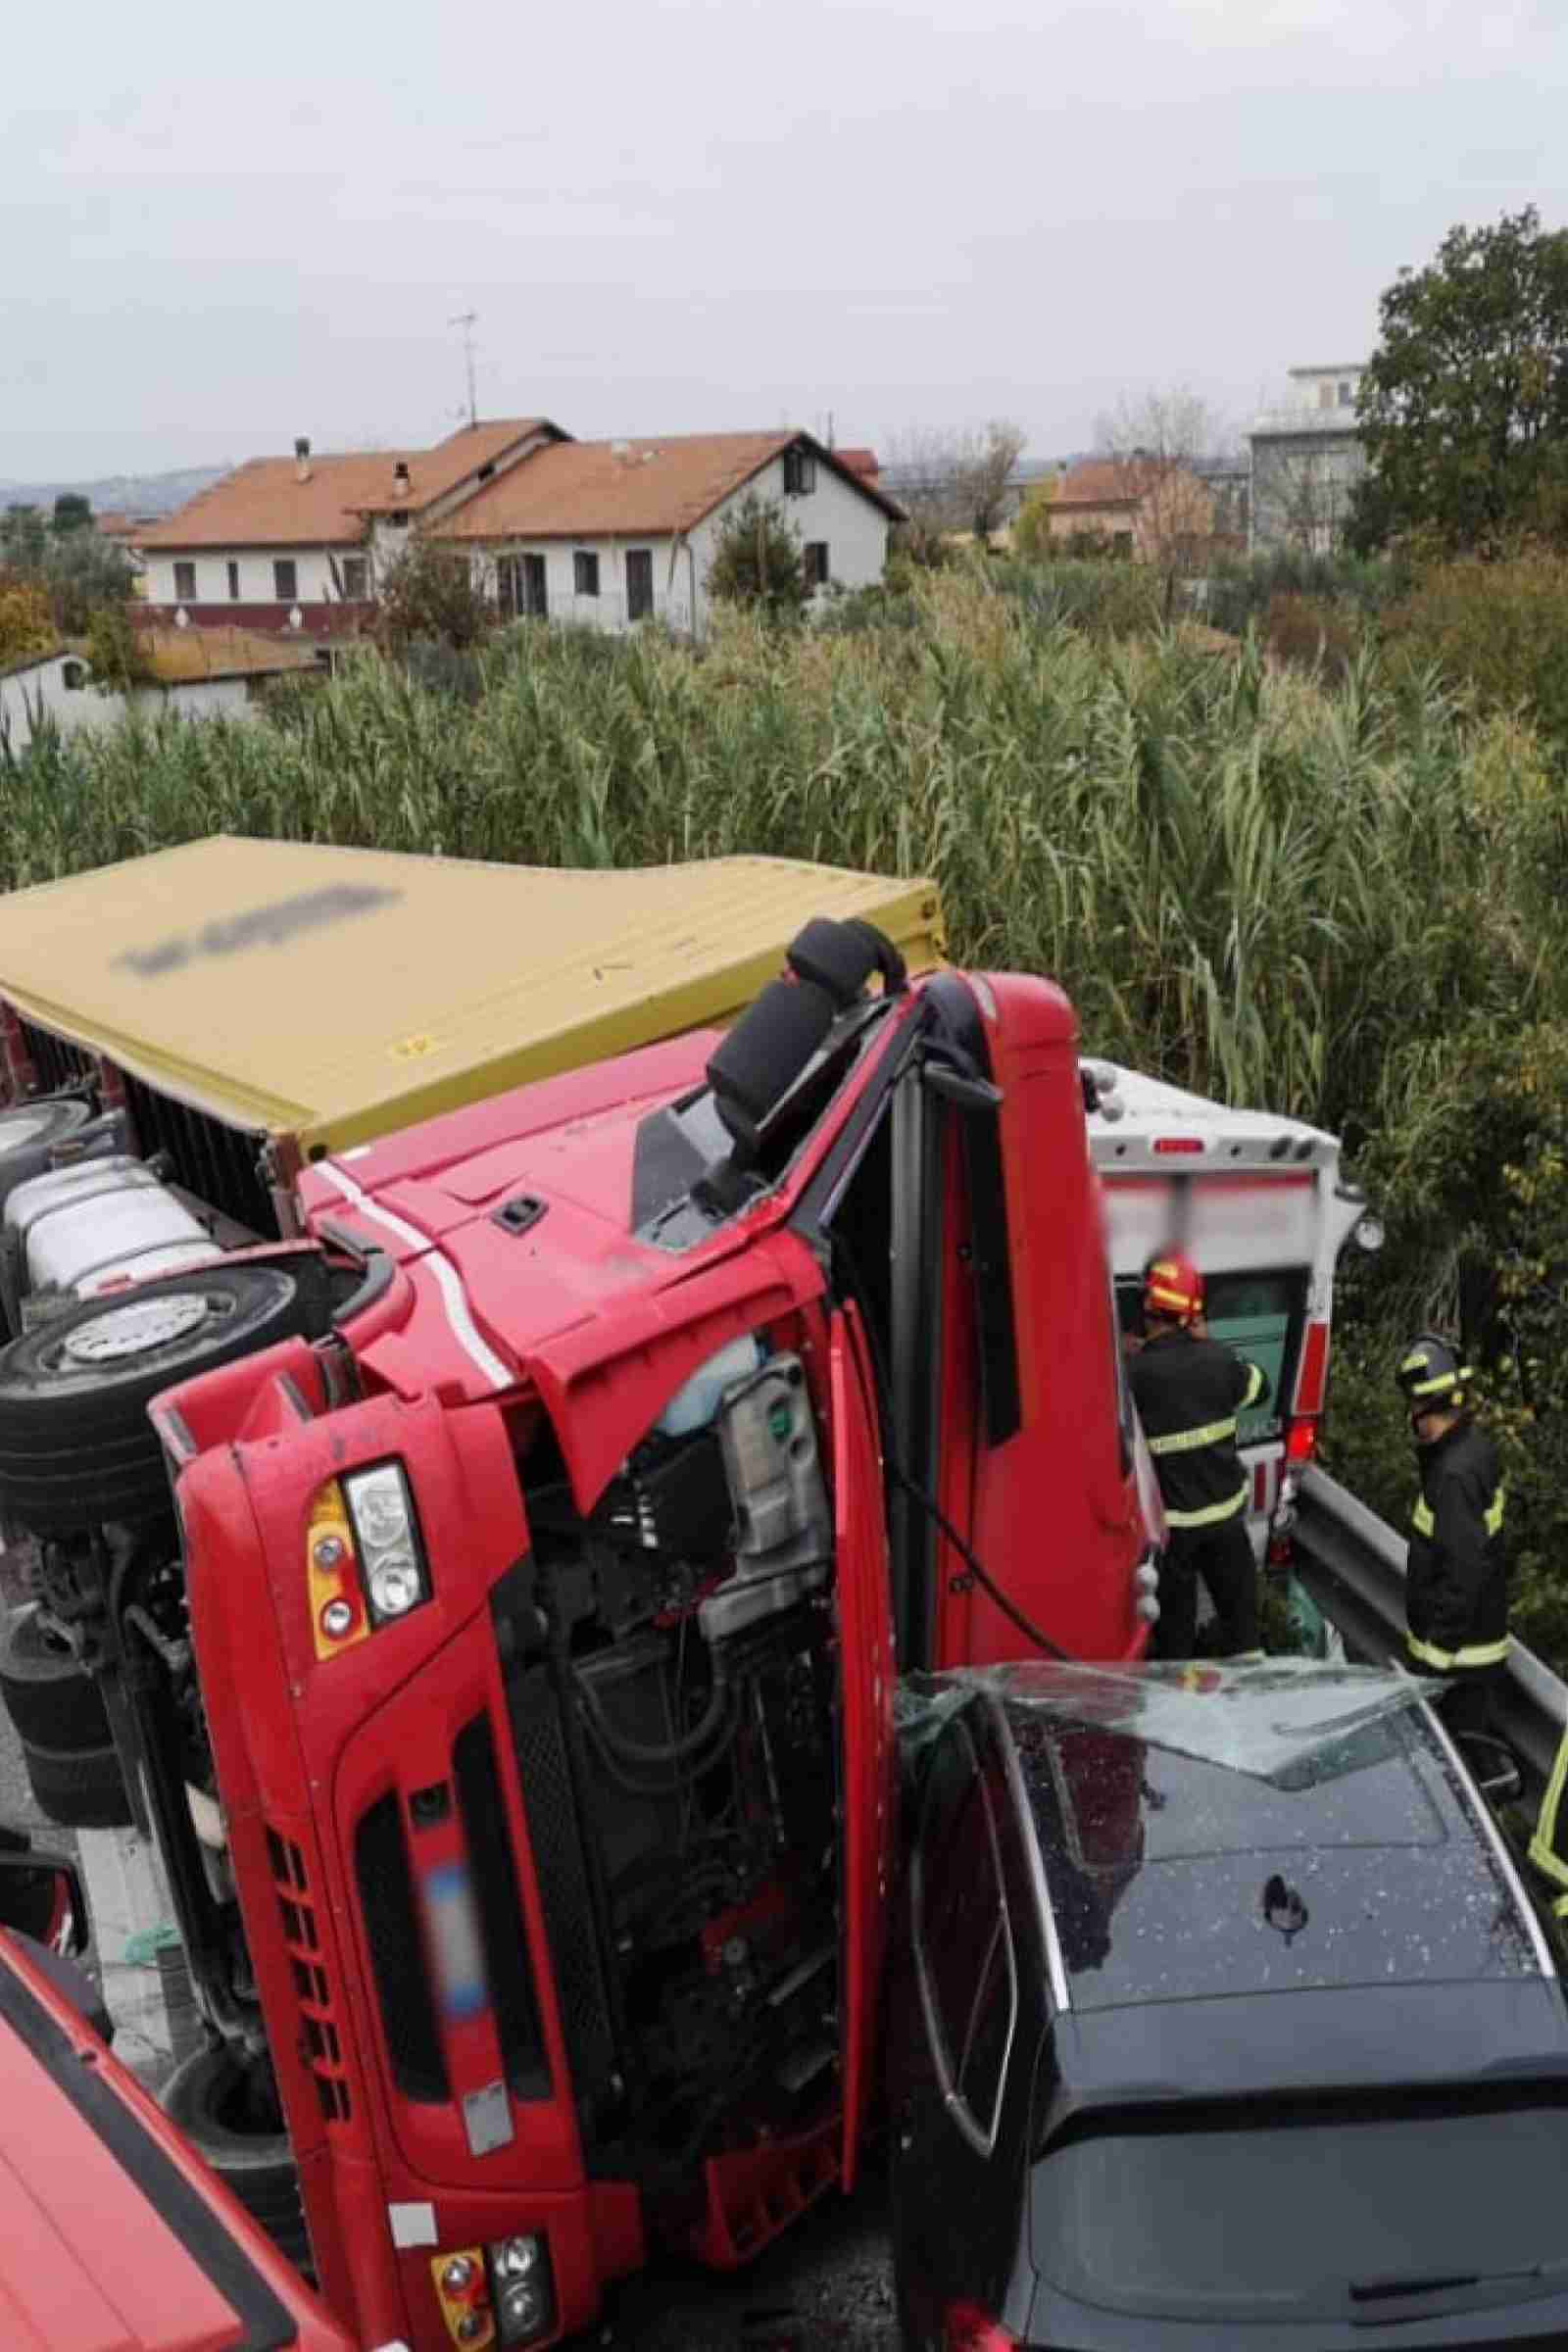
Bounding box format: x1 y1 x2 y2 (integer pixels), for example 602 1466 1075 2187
0 1847 90 1955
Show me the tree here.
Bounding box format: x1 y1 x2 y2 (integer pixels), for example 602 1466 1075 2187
83 604 154 693
1010 472 1060 559
371 537 494 655
0 507 48 573
0 504 134 633
1094 387 1234 588
1348 207 1568 557
705 492 808 620
51 493 93 535
884 419 1029 551
0 580 55 665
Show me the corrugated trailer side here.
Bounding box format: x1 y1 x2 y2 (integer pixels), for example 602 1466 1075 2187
0 838 943 1234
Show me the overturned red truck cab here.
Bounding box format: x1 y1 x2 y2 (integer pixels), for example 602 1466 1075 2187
0 921 1155 2349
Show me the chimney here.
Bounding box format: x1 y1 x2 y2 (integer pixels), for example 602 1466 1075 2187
294 435 312 483
392 460 412 497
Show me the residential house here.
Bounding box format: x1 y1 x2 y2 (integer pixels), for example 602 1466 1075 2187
1038 458 1215 562
0 628 320 756
432 430 903 634
1249 365 1367 553
135 420 564 639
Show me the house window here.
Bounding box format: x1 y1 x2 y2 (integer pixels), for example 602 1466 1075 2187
1318 382 1335 411
226 561 240 601
1338 379 1354 407
804 541 829 589
273 559 298 602
173 561 197 603
61 660 87 693
389 509 410 528
339 556 369 601
573 550 600 598
498 554 548 620
625 549 654 622
782 446 817 496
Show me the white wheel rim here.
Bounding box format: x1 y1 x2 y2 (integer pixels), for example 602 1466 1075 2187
63 1293 216 1364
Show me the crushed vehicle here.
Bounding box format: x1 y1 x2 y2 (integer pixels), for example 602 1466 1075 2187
890 1660 1568 2352
1084 1060 1380 1570
0 836 941 1829
0 1843 356 2352
0 914 1156 2349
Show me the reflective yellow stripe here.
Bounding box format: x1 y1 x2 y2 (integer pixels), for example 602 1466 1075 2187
1165 1484 1250 1529
1147 1416 1237 1458
1241 1362 1266 1410
1529 1731 1568 1891
1147 1284 1193 1315
1408 1370 1458 1396
1411 1490 1503 1539
1405 1633 1511 1672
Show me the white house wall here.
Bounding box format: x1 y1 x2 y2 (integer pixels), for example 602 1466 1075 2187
1 661 265 753
143 548 358 606
687 452 889 630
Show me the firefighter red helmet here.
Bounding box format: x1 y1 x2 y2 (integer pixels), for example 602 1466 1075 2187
1144 1251 1204 1325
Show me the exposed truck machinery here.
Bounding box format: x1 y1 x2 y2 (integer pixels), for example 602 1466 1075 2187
0 916 1155 2349
1084 1059 1381 1571
0 838 942 1828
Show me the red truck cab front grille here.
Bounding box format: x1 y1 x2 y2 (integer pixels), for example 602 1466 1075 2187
268 1826 354 2125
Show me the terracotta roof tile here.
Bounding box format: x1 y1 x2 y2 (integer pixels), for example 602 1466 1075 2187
349 418 563 514
1049 459 1148 511
138 421 556 551
139 626 320 683
437 431 904 542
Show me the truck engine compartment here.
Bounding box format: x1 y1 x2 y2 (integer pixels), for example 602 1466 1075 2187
504 1345 845 2188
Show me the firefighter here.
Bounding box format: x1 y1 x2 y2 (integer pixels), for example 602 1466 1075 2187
1395 1334 1508 1740
1127 1251 1269 1660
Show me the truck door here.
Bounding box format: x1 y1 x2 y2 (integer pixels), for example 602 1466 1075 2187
829 1300 897 2189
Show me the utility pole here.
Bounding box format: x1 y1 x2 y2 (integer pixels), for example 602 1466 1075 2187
449 311 479 428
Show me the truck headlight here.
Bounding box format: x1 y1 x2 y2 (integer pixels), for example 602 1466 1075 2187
488 2232 555 2344
344 1463 428 1625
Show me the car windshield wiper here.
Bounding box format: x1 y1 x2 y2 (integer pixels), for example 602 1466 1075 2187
1349 2262 1551 2305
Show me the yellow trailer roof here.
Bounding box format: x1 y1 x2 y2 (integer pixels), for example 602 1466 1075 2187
0 837 943 1156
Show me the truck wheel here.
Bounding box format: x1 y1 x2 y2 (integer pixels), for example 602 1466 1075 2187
162 2044 311 2271
0 1265 313 1537
0 1605 111 1751
19 1736 132 1830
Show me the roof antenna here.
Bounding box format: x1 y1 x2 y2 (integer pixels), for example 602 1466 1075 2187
448 310 479 429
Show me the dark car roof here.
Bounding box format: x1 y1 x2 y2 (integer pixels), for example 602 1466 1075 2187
992 1678 1553 2029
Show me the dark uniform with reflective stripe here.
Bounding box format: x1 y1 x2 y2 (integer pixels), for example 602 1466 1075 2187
1406 1416 1507 1739
1128 1328 1269 1659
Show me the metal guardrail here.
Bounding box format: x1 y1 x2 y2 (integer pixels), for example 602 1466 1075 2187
1292 1464 1568 1794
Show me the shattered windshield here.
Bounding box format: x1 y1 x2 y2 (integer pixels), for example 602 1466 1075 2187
899 1660 1438 1789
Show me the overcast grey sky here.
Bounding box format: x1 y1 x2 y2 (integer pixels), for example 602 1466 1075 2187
6 0 1564 481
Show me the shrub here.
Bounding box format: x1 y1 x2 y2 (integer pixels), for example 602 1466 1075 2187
705 493 808 621
1380 554 1568 754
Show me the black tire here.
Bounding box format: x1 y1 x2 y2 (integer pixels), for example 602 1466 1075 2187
20 1736 133 1830
0 1605 110 1751
0 1265 313 1537
162 2044 311 2271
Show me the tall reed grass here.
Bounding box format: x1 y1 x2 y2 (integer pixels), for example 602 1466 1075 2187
2 570 1555 1142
